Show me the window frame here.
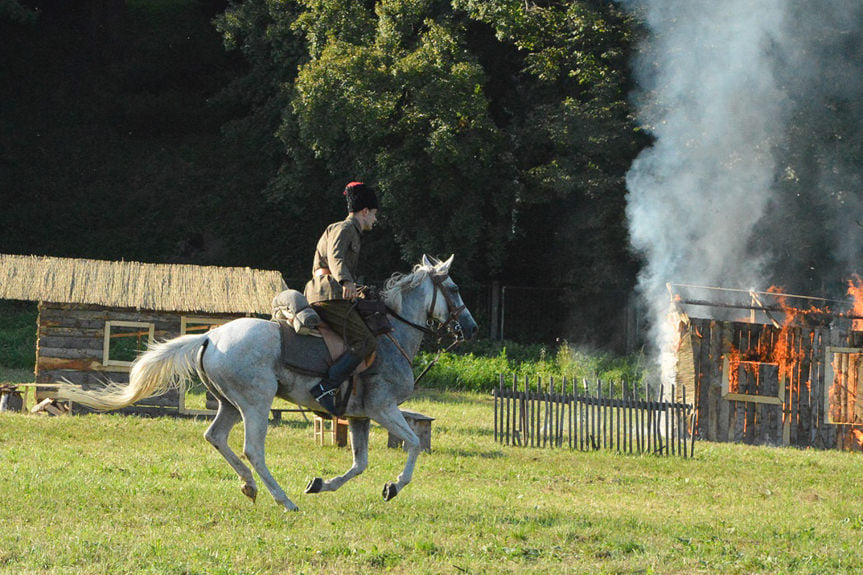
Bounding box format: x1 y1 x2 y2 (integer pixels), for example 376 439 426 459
103 320 155 367
720 356 785 405
824 346 863 425
180 316 229 335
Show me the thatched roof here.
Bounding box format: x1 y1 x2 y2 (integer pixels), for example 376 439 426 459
0 254 287 315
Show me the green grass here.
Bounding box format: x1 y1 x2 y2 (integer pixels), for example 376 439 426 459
1 389 863 574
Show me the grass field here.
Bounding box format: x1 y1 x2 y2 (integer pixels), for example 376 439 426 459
1 389 863 574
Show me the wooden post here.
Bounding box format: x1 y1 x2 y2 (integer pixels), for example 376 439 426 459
549 377 556 447
505 373 511 446
616 381 622 453
579 379 586 451
494 374 501 443
512 374 520 446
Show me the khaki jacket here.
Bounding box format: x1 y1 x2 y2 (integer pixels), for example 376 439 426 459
304 214 363 304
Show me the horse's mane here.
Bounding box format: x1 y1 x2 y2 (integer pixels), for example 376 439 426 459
381 263 434 310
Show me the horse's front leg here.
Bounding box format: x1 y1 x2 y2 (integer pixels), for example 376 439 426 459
305 417 369 494
373 406 422 501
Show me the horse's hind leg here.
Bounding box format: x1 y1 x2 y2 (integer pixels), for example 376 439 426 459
374 406 422 502
305 418 369 494
204 400 258 503
240 400 299 512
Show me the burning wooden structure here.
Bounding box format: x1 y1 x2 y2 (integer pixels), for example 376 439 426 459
671 282 863 450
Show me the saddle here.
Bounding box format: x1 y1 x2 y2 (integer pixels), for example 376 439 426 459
272 287 389 378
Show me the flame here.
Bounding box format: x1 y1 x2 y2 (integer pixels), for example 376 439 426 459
725 286 817 393
847 274 863 331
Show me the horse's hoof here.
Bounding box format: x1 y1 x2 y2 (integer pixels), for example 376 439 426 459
305 477 324 494
241 483 257 502
382 482 398 501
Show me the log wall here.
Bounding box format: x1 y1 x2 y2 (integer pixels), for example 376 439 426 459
681 317 863 450
36 302 242 412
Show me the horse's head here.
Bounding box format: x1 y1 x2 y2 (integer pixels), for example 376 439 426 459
421 254 478 341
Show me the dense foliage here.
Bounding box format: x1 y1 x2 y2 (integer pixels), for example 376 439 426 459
0 301 37 370
1 0 643 347
214 0 644 287
416 338 646 392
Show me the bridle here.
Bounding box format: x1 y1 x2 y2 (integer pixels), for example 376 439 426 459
427 272 467 337
386 271 466 341
384 271 467 384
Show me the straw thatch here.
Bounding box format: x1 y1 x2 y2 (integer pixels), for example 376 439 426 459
0 254 287 315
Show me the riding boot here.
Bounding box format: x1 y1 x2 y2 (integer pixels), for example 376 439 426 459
310 351 364 416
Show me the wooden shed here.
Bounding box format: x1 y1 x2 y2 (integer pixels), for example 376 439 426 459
0 254 287 415
671 283 863 450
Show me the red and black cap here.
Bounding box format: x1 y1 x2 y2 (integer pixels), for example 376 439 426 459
344 181 378 212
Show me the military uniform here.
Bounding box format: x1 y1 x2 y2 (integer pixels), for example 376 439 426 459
307 181 379 415
304 213 376 359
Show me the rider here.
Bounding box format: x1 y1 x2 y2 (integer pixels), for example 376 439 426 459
304 181 379 415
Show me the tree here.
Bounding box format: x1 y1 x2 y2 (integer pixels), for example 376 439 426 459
217 0 641 293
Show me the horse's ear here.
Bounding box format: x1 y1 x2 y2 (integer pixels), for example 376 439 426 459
422 254 433 268
437 255 454 274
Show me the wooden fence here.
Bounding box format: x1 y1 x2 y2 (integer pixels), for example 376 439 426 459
493 375 696 457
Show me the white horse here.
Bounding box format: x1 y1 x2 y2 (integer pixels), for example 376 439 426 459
55 255 477 511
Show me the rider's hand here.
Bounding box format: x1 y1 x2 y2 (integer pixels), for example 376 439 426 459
341 281 357 301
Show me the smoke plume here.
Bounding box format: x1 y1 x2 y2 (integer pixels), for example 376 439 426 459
623 1 863 383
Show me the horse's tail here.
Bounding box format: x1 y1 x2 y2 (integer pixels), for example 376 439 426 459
55 333 209 411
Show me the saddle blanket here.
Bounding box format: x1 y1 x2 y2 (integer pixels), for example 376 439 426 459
275 320 376 377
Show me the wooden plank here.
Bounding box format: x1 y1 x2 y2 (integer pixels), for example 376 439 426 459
38 335 105 350
37 347 103 361
37 356 102 372
38 306 183 324
36 370 125 386
690 320 705 436
811 329 826 446
38 326 105 338
712 322 727 441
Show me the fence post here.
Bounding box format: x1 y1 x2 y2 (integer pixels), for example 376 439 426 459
682 386 689 458
524 374 531 447
670 384 676 456
505 374 511 446
513 374 521 446
580 378 586 451
636 381 643 454
550 377 556 448
613 380 620 453
593 379 600 451
494 374 501 443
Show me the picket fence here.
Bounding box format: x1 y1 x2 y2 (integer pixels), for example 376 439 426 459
493 375 696 457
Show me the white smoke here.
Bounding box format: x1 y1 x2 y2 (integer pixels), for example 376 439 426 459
622 1 863 386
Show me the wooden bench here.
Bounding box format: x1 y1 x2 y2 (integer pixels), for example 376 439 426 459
313 415 349 447
387 409 435 453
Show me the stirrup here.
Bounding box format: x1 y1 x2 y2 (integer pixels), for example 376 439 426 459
314 387 337 402
315 388 339 416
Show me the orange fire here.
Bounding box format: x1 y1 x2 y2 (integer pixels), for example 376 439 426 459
847 274 863 331
725 286 814 390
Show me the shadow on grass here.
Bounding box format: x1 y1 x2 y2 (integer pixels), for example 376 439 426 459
411 388 491 404
435 447 507 459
